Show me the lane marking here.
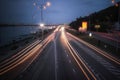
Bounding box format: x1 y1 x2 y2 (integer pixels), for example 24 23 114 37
69 59 71 63
0 33 53 75
67 33 120 79
67 32 120 65
54 37 57 80
61 27 92 80
73 68 76 73
67 54 69 57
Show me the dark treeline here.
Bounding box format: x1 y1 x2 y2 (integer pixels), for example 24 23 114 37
69 2 120 32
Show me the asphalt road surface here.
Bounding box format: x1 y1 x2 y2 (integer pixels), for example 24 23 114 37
0 26 120 80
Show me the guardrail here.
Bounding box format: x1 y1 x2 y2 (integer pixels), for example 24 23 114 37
87 32 120 48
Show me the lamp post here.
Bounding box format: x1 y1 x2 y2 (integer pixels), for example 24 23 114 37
33 1 51 22
33 1 51 40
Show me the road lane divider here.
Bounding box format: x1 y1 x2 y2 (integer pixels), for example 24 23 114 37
67 32 120 65
66 40 97 80
60 27 96 80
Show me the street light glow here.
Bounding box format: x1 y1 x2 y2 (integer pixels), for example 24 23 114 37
43 6 46 9
46 2 51 7
40 23 45 27
89 33 92 37
33 2 36 6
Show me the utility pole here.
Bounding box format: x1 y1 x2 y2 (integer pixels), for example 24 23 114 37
33 1 51 40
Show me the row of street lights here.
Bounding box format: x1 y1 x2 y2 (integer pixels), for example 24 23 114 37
33 2 51 22
33 1 51 40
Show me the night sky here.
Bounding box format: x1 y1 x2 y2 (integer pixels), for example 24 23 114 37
0 0 119 24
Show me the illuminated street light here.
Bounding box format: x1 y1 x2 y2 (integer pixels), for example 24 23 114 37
33 1 51 40
33 1 51 22
40 23 45 27
40 23 45 40
46 2 51 7
89 33 92 37
43 6 46 9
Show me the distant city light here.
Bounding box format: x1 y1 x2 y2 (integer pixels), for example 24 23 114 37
40 23 45 27
82 21 88 30
79 21 88 32
89 33 92 37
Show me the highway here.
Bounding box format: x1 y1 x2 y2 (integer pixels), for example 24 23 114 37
66 33 120 80
0 26 120 80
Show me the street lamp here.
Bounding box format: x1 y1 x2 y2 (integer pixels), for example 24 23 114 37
33 1 51 22
33 1 51 40
40 23 45 27
89 33 92 37
46 2 51 7
40 23 45 40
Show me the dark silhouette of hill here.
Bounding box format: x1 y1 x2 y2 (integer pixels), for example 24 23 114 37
69 1 120 32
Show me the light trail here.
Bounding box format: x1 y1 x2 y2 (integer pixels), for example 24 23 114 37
0 40 40 68
0 29 55 75
60 26 97 80
66 41 97 80
0 44 41 75
67 32 120 65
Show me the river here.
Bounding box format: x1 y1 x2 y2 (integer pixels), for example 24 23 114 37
0 26 40 47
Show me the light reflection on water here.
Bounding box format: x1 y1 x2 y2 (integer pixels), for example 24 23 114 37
0 26 40 46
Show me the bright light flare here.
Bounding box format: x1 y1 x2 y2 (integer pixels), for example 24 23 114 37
61 27 65 31
40 23 45 27
46 2 51 7
61 26 67 44
89 33 92 37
